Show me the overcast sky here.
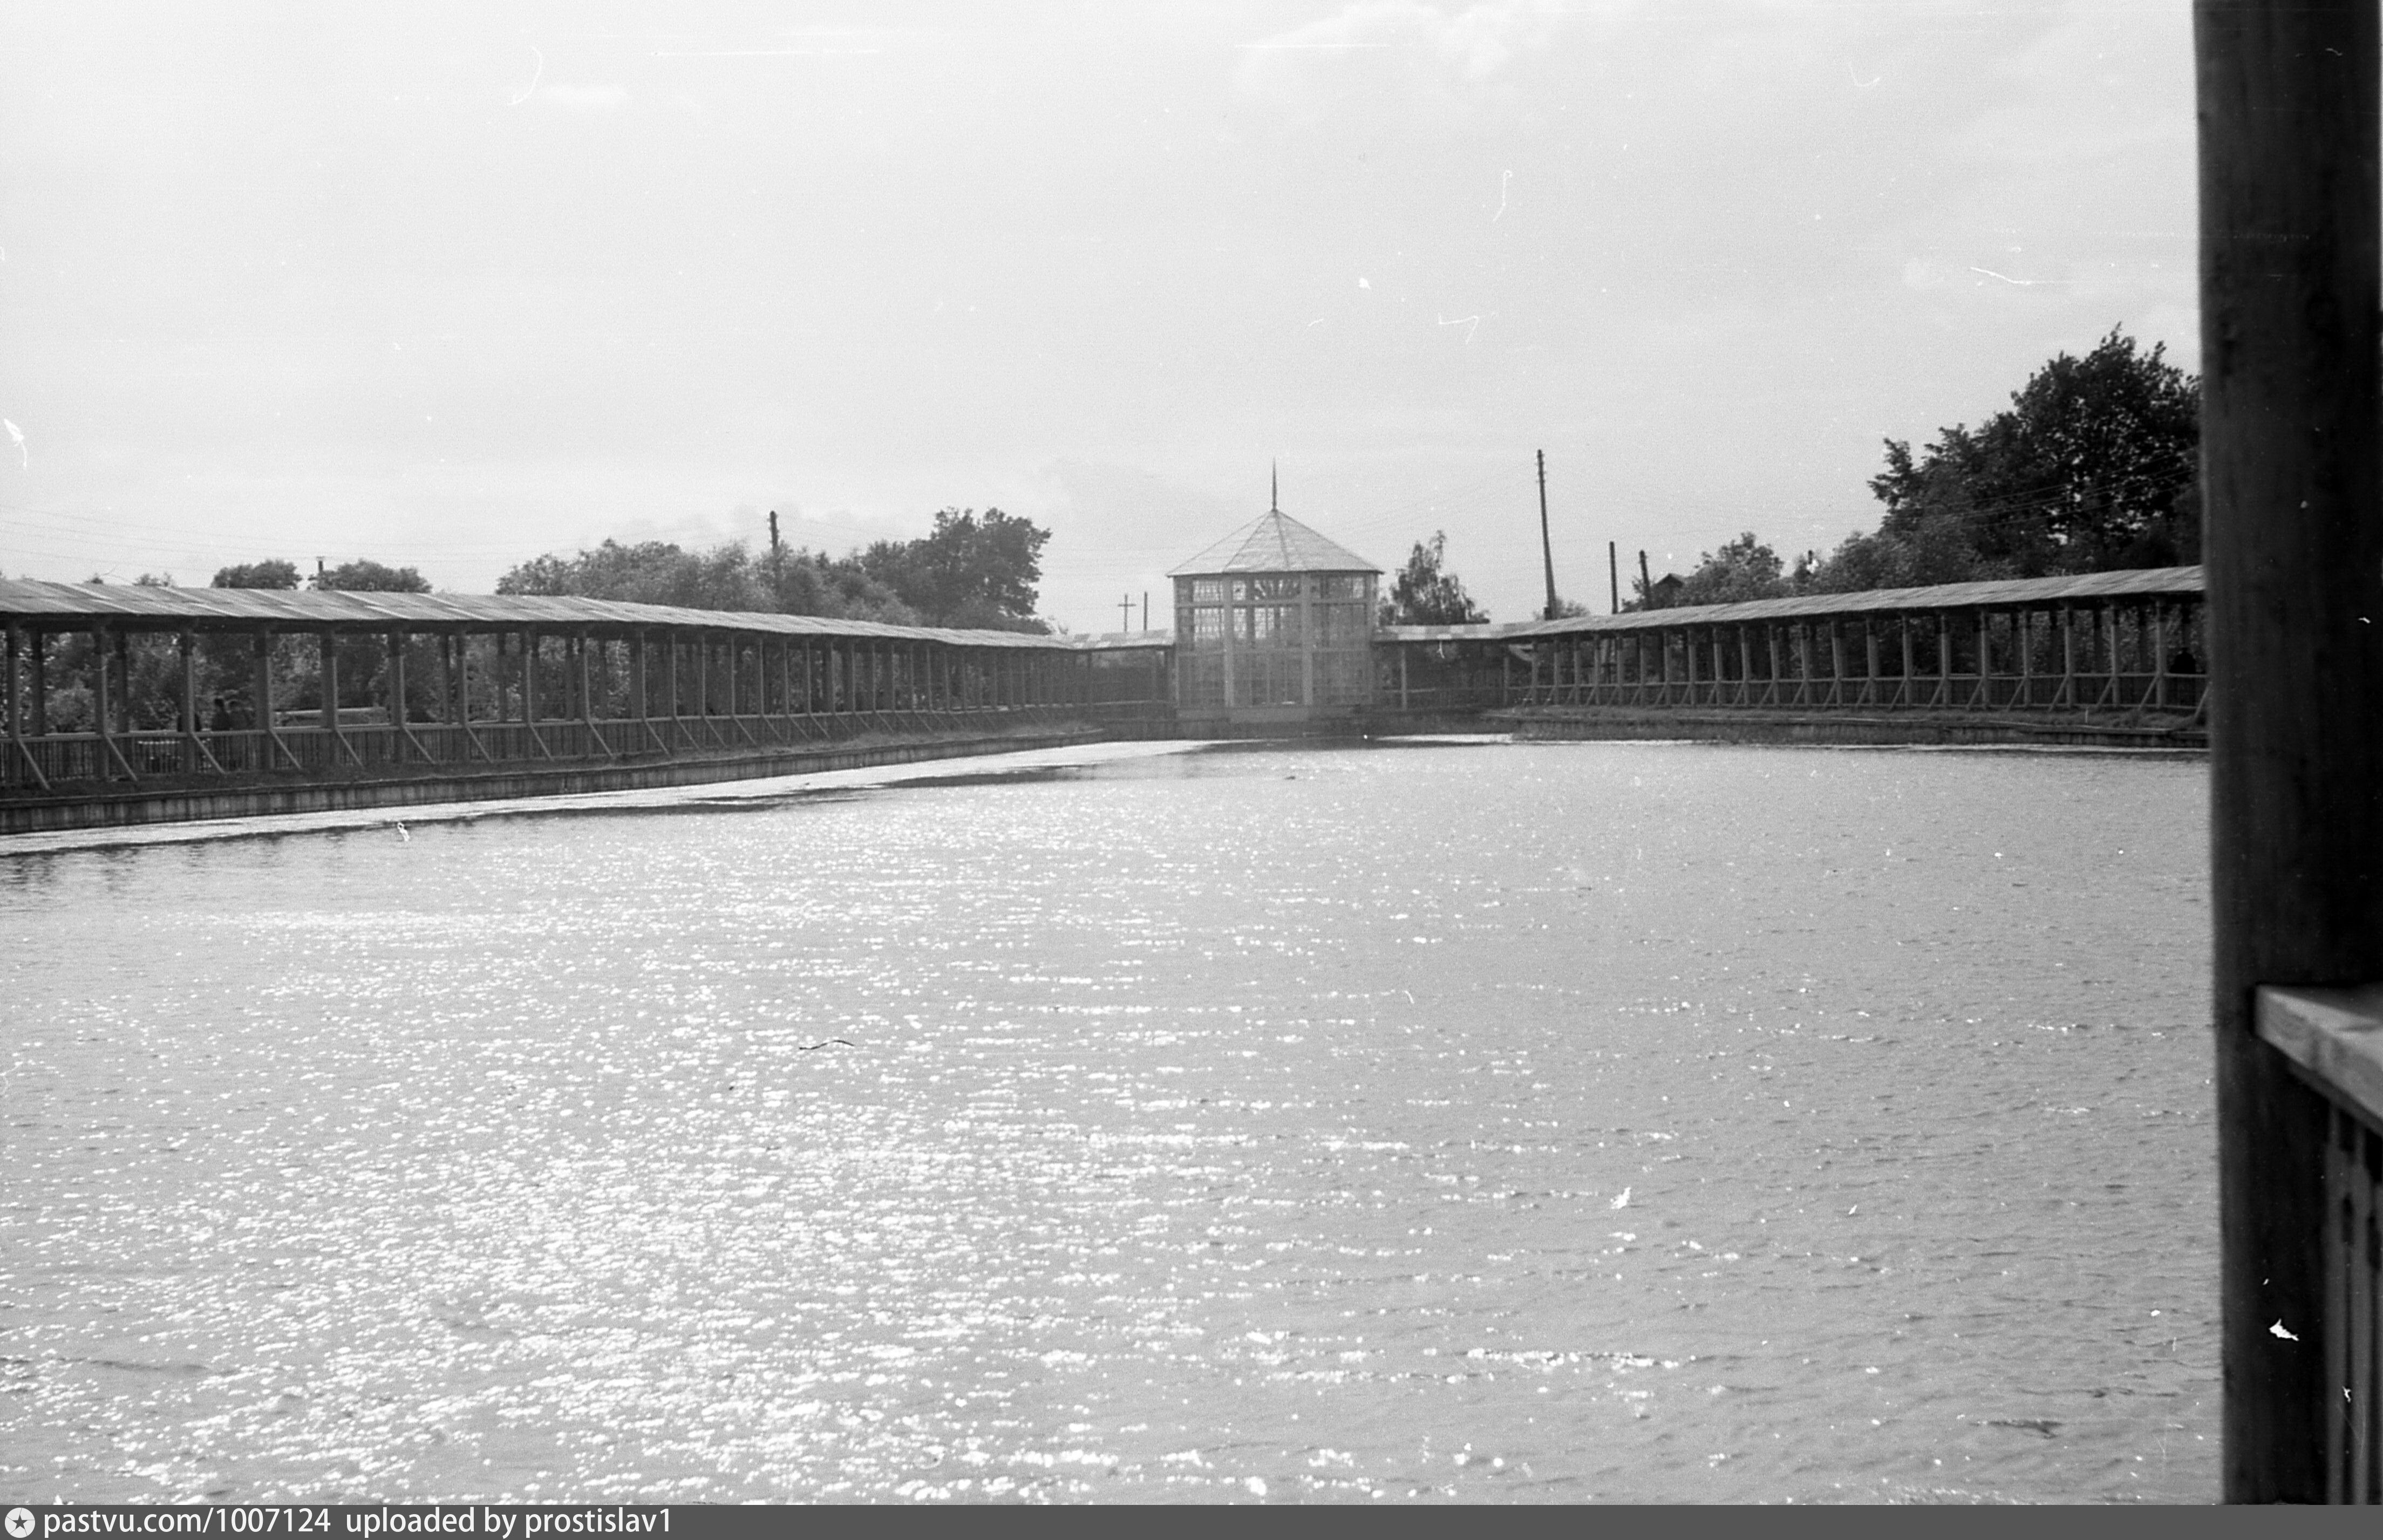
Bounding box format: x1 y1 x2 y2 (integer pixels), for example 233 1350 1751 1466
1 1 2196 631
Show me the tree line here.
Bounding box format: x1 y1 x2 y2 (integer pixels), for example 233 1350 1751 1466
1637 327 2199 610
1376 326 2201 624
489 508 1051 633
28 510 1053 732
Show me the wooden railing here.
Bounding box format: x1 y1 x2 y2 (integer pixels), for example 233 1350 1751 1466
2 702 1098 792
1510 666 2208 717
2256 986 2383 1503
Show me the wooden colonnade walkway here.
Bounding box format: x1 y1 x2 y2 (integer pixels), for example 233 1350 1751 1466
0 578 1174 807
1374 565 2208 736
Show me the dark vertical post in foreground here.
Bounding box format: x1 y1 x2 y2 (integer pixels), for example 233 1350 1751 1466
2199 0 2382 1501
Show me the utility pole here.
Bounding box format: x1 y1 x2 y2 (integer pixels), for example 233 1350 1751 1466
1609 541 1620 615
1536 449 1558 621
1142 591 1149 633
1638 549 1652 609
767 510 782 576
1118 592 1134 631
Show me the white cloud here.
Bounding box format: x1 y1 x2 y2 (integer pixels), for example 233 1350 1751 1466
1236 0 1579 93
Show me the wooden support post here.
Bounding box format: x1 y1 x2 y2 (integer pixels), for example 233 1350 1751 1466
1973 611 1993 710
1826 621 1844 706
454 633 490 761
176 629 195 747
2016 610 2033 709
28 629 46 740
178 628 222 773
389 631 431 761
388 632 405 742
522 630 553 758
732 639 758 745
112 630 131 741
1299 577 1316 708
319 632 338 732
577 630 595 728
315 632 357 766
2060 606 2078 708
2153 601 2170 710
2103 604 2121 708
385 632 405 758
1897 617 1916 709
663 632 682 749
2200 0 2382 1500
253 630 292 769
1794 624 1813 707
5 623 48 791
91 625 133 779
637 632 667 755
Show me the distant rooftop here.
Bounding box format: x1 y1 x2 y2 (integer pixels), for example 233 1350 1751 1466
1374 564 2207 644
0 576 1086 649
1168 508 1380 577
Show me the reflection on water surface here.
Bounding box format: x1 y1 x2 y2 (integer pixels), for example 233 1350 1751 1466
1 739 2215 1502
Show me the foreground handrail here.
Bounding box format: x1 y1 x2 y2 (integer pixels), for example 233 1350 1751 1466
2256 986 2383 1504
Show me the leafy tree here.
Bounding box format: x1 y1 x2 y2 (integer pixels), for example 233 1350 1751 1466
772 548 920 623
315 558 431 593
1863 326 2200 577
212 560 301 590
1380 530 1487 626
1673 533 1789 607
1626 572 1684 611
499 508 1058 630
499 538 917 622
860 508 1050 631
1801 507 1997 594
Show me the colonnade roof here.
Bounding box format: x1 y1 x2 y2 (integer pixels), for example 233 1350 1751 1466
0 578 1090 649
1380 565 2203 645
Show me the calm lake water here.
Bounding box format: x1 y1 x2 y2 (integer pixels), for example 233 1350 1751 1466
1 738 2216 1503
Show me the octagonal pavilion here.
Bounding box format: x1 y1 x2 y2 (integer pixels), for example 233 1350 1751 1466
1168 489 1380 727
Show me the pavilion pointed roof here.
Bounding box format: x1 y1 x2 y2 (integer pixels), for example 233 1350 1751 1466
1167 508 1380 577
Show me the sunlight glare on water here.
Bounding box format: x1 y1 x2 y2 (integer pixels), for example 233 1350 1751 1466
0 740 2216 1502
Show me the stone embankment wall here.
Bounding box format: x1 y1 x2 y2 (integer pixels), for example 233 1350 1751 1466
1494 706 2205 751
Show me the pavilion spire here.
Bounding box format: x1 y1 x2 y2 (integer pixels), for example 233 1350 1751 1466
1270 461 1278 513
